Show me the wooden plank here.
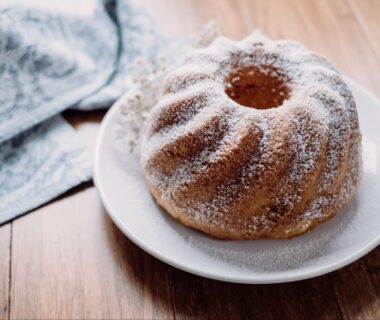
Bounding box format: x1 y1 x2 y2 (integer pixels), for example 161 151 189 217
0 224 11 320
62 110 105 155
139 0 247 39
141 0 380 95
335 251 380 319
10 187 174 319
347 0 380 65
331 248 380 320
239 0 380 95
237 1 380 319
170 269 342 320
10 111 174 319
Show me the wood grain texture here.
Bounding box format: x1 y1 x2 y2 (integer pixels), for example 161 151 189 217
63 110 106 155
347 0 380 68
10 187 174 320
5 0 380 319
231 1 380 318
170 269 342 320
10 112 174 319
0 224 10 320
239 0 380 95
139 0 247 39
331 250 380 320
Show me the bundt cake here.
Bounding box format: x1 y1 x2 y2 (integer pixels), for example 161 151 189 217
141 33 361 239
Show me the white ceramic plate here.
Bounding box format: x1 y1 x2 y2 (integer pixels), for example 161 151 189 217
94 78 380 284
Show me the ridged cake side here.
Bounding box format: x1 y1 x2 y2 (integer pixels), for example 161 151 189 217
141 33 361 239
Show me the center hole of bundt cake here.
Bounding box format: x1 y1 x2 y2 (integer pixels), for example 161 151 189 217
225 66 290 109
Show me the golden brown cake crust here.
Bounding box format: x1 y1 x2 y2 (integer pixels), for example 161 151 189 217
141 33 362 240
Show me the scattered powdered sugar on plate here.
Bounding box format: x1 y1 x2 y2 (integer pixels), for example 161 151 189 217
182 200 358 272
107 23 378 276
103 108 379 276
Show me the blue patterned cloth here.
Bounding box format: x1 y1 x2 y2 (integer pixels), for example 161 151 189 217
0 0 173 223
0 116 93 222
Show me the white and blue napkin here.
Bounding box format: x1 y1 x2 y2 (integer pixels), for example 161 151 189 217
0 0 178 223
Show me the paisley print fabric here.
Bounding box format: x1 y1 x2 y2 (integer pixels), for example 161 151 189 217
0 116 92 223
0 0 176 223
0 1 117 143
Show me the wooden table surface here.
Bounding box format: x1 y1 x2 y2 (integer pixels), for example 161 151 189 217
1 0 380 319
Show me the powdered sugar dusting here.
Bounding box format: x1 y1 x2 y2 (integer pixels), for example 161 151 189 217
114 21 221 153
140 30 361 239
185 203 355 272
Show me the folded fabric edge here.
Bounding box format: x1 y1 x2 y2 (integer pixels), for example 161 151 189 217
0 65 117 145
0 115 93 225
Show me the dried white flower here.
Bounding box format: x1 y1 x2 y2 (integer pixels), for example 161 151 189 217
192 20 222 48
114 20 222 153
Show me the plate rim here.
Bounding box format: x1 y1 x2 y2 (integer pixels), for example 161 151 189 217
94 77 380 284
